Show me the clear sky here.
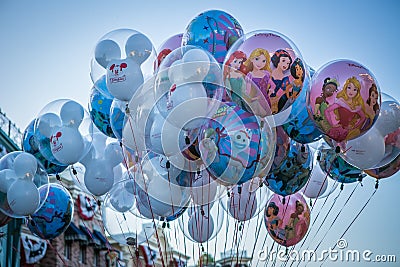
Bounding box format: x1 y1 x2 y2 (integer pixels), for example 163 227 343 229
1 1 399 266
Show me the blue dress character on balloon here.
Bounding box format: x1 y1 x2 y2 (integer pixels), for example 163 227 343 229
265 140 312 197
28 184 73 240
199 102 262 185
182 10 244 64
22 120 67 175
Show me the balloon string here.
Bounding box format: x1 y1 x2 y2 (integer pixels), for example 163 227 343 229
284 157 340 267
27 215 68 266
320 189 377 267
214 197 221 265
125 114 166 267
299 189 343 263
248 211 264 266
309 183 359 259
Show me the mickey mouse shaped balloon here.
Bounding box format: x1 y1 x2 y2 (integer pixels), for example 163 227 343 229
91 29 157 102
35 100 92 166
80 133 124 196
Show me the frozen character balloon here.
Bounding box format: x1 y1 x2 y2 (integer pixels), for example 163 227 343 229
269 49 293 113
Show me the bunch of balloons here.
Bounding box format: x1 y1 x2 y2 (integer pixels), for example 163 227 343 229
0 9 398 250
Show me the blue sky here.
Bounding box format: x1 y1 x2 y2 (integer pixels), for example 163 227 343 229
1 0 399 266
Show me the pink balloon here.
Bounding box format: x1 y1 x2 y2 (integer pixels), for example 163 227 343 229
264 193 310 247
307 59 381 142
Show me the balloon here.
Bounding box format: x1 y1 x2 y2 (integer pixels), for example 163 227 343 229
13 152 37 179
224 30 309 123
301 151 338 199
282 74 323 144
154 45 223 131
188 210 214 243
88 83 116 138
7 179 40 216
28 183 73 239
110 99 127 140
102 195 156 246
0 152 49 218
265 140 312 197
318 147 365 184
22 119 67 175
50 126 85 165
0 169 17 193
182 10 244 64
228 185 257 221
60 100 84 127
91 29 157 91
155 33 183 71
199 102 264 185
106 179 135 213
307 59 381 142
264 193 310 247
34 99 93 166
106 58 144 101
190 169 220 206
365 154 400 180
339 127 385 170
36 113 62 138
367 93 400 168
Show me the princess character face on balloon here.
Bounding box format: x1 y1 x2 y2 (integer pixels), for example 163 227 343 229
270 49 293 113
314 77 339 132
363 83 379 129
289 58 305 99
243 48 273 116
224 51 248 107
324 76 367 141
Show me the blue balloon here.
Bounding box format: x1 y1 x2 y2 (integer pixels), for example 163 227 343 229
28 183 73 240
182 10 244 63
282 77 323 144
265 141 313 196
22 120 67 175
110 99 127 140
200 102 262 185
318 148 365 184
89 85 116 138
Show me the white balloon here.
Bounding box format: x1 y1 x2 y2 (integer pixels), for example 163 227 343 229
60 100 84 127
190 170 218 206
95 39 121 68
7 179 40 216
13 153 37 179
227 186 257 221
135 200 154 219
374 100 400 137
50 127 85 165
106 58 144 101
104 142 124 167
181 48 210 81
125 33 153 65
343 127 385 170
188 211 214 243
84 160 115 196
109 182 135 213
36 113 62 138
166 83 208 130
302 163 328 199
167 59 184 85
0 169 17 193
